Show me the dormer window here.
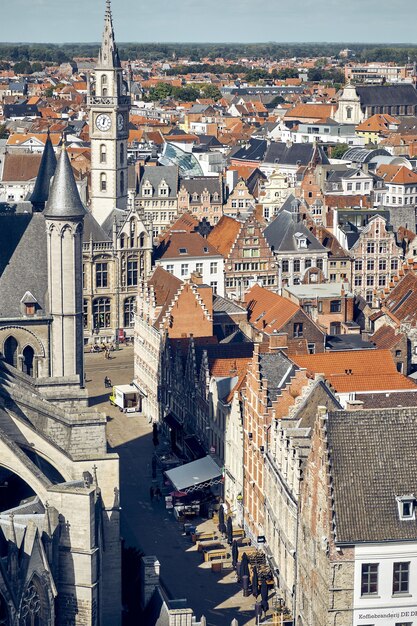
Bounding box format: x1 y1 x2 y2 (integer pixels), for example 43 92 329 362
179 247 188 255
397 496 415 520
294 232 307 249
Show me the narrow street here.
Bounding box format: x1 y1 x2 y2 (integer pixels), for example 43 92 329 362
85 346 258 626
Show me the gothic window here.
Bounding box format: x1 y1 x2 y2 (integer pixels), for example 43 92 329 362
100 144 106 163
19 582 42 626
124 297 136 327
0 592 9 626
22 346 34 377
93 298 111 329
127 258 138 286
101 74 108 97
100 173 107 192
120 171 125 195
95 262 108 288
139 233 145 248
120 143 124 165
4 336 18 368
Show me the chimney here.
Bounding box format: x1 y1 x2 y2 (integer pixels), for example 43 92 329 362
345 400 364 411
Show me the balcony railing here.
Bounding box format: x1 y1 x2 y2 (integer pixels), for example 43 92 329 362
87 95 130 107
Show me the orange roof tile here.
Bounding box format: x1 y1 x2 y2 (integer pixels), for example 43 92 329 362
356 113 399 133
284 103 335 120
207 215 242 257
376 164 417 185
292 349 416 393
245 284 300 333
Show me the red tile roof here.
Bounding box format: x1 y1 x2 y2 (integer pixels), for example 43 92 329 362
292 349 415 393
206 216 241 257
245 284 300 333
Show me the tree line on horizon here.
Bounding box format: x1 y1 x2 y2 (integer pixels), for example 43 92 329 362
2 42 417 65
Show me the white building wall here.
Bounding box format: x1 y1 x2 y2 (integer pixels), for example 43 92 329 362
157 257 225 297
353 541 417 626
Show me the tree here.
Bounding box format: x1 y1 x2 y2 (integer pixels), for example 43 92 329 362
331 143 349 159
200 84 222 101
172 85 199 102
13 60 33 75
31 62 43 73
146 82 173 101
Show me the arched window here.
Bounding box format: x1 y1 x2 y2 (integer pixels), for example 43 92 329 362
22 346 35 377
100 173 107 192
101 74 108 97
19 581 42 626
120 171 124 195
346 106 352 120
120 234 126 249
93 298 111 329
120 143 124 165
0 592 10 626
100 144 107 164
124 297 136 328
4 336 18 368
139 233 145 248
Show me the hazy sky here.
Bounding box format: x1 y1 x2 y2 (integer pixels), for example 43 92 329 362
2 0 417 44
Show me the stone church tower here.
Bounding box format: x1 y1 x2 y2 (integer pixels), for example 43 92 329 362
88 0 129 224
334 81 364 125
44 147 86 382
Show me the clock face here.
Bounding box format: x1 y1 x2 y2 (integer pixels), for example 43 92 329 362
117 113 124 131
96 114 112 132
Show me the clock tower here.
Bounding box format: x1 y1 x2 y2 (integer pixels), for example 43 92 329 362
88 0 129 224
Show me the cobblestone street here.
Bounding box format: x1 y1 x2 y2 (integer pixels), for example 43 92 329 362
85 347 261 626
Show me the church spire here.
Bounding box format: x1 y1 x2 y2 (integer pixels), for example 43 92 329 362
30 130 57 212
98 0 120 69
44 146 86 219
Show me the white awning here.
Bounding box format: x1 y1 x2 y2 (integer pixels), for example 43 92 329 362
165 455 222 492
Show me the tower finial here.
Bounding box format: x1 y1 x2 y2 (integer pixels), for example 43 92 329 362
98 0 120 68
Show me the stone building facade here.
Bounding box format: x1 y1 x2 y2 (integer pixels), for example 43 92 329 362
350 214 402 305
207 214 278 301
82 207 152 344
134 165 179 239
178 176 223 225
0 144 121 624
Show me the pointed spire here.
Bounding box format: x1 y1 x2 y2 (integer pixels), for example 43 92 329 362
98 0 120 69
29 131 57 212
44 146 86 219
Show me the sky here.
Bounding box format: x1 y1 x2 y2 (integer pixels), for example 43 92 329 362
1 0 417 44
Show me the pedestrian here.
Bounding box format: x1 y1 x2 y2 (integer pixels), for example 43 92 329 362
150 486 154 502
104 376 108 388
155 486 162 501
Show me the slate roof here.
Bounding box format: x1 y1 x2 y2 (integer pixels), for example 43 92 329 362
327 407 417 543
264 210 326 253
229 138 268 162
355 390 417 409
384 272 417 326
83 212 111 243
44 148 86 219
179 176 223 201
263 142 329 167
259 351 295 406
138 165 179 198
3 104 39 118
0 212 48 318
356 84 417 107
29 133 57 209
